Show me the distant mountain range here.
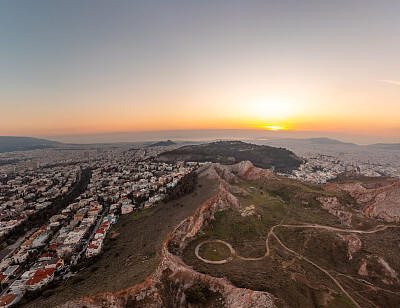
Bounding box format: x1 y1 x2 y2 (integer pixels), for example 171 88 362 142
1 135 399 154
367 143 400 150
268 137 355 146
0 136 61 153
264 137 400 150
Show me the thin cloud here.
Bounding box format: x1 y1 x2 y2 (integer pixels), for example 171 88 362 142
378 79 400 86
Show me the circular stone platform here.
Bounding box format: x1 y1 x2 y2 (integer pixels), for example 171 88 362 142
194 239 235 264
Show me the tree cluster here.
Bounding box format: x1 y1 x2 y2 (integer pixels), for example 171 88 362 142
160 140 302 173
164 171 197 202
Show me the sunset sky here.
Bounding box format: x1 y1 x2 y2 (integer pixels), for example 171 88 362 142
1 1 400 142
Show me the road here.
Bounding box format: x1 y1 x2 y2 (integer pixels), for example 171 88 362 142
72 203 110 266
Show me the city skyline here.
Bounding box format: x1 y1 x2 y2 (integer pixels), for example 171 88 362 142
1 1 400 142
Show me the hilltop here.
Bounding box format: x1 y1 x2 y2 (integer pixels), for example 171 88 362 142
157 140 302 173
0 136 61 153
147 140 176 147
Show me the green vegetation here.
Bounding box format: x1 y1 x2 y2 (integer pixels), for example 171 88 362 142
147 140 176 147
164 171 198 202
198 242 231 261
182 176 400 307
185 284 209 303
23 170 400 307
158 140 302 172
130 208 154 220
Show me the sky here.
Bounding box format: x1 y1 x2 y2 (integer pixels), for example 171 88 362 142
1 0 400 143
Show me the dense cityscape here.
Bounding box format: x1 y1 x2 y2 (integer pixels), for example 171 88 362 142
0 145 196 306
1 140 400 305
289 150 400 183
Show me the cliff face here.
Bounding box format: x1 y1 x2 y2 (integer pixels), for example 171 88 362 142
59 162 278 308
324 180 400 222
363 181 400 222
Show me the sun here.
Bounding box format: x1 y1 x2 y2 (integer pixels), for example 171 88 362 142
260 125 286 131
243 96 298 130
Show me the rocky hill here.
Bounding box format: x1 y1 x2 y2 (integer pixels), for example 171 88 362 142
324 178 400 222
157 140 302 173
58 162 279 308
57 162 400 307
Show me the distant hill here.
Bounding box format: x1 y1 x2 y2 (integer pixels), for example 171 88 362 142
302 137 355 145
147 140 176 147
0 136 61 153
267 137 356 146
157 140 302 172
367 143 400 150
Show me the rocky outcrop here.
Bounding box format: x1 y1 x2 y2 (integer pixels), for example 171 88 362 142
358 260 368 276
241 205 256 217
197 161 276 184
324 180 400 222
235 161 276 181
59 163 278 308
378 257 399 284
363 181 400 222
339 234 361 260
317 196 352 226
197 163 239 183
167 184 242 253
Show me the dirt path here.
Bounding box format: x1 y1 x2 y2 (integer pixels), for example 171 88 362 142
195 223 400 307
271 232 361 308
194 240 234 264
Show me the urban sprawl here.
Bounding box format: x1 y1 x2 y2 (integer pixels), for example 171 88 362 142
0 146 194 306
0 143 399 306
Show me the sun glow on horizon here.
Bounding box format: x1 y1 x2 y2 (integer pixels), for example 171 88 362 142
238 96 303 132
259 125 286 131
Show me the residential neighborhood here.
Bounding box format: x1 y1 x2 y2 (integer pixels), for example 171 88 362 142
0 145 195 306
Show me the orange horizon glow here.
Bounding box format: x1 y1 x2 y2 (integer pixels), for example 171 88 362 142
2 2 400 143
2 79 400 140
11 118 399 140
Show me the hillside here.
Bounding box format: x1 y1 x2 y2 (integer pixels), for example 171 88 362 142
157 140 302 173
56 162 400 307
147 140 176 147
0 136 61 153
268 137 356 146
180 164 400 307
25 175 219 307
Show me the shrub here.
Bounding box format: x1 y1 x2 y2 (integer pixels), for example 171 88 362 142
185 284 209 304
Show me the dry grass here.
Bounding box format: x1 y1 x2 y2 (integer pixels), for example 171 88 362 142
182 177 400 307
25 175 218 307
